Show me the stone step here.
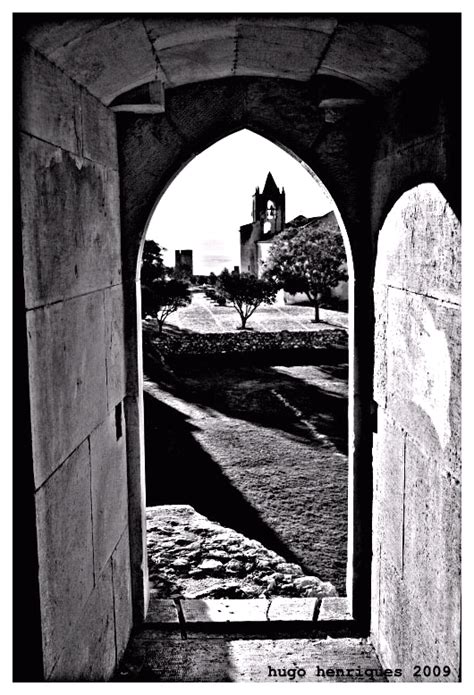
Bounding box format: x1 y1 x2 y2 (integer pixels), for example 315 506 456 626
145 597 354 627
145 597 324 625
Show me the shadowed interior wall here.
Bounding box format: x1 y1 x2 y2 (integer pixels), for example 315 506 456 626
371 182 461 681
19 44 133 680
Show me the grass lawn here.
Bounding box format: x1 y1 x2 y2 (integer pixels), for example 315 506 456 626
144 351 349 595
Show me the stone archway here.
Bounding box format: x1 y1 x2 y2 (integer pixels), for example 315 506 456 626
15 14 460 681
139 127 355 604
118 78 374 631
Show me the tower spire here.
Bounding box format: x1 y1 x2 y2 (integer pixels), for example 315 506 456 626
263 171 278 193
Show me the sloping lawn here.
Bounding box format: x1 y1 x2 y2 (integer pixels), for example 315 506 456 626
144 351 349 594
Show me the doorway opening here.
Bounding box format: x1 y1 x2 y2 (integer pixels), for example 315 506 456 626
138 129 355 630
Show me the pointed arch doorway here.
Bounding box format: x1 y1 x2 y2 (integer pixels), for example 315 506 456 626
124 123 362 632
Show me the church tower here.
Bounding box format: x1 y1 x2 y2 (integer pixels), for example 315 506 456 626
252 172 286 236
240 172 286 275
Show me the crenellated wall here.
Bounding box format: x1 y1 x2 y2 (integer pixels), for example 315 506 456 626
19 44 133 680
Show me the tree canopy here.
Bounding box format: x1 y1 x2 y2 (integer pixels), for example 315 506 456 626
264 216 347 322
141 240 191 332
141 240 166 284
216 268 277 329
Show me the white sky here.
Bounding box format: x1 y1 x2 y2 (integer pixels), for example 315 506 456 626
146 129 334 275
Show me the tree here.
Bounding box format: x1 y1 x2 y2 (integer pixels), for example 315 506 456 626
141 278 191 333
264 217 348 323
141 240 191 332
216 268 277 329
141 239 166 284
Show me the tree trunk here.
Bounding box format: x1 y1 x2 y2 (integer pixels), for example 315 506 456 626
313 299 320 323
239 315 247 329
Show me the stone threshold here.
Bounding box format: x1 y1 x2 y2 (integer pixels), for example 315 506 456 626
115 635 386 682
145 596 355 638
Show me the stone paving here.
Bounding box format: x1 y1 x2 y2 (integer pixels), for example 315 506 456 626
162 291 348 334
147 505 337 601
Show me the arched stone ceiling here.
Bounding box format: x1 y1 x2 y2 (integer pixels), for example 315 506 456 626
19 15 434 105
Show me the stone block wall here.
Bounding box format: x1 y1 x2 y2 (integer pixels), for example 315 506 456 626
371 183 461 681
19 44 132 680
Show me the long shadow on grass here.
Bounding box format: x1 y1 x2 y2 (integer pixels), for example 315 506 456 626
144 388 308 572
143 348 348 455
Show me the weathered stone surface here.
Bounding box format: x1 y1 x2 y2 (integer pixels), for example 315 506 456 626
145 16 237 50
116 635 387 682
118 112 185 235
27 291 107 488
21 17 432 102
402 436 460 677
20 134 122 309
19 43 81 154
322 22 428 94
236 24 330 80
371 413 405 573
146 505 337 602
373 284 388 407
50 562 116 681
182 599 269 624
146 598 180 624
245 78 326 154
374 555 406 674
267 598 317 622
198 559 223 572
104 285 126 410
384 288 460 473
375 550 459 682
157 38 235 88
81 89 118 169
21 17 107 57
370 135 450 232
48 18 158 104
318 597 352 622
90 409 129 575
35 439 94 677
112 530 133 663
372 182 461 682
374 183 460 303
165 80 246 145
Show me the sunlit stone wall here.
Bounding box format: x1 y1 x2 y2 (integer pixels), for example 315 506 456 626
371 183 461 681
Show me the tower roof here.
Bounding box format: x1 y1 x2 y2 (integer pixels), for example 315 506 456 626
262 171 281 196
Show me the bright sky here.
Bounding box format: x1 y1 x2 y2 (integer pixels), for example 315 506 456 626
146 129 334 275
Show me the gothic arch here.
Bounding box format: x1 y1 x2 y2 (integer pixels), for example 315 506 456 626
119 79 371 630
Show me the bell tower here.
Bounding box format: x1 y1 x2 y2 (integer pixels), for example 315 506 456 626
252 172 285 236
241 172 286 275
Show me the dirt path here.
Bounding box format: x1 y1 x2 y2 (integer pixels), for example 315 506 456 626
144 357 348 594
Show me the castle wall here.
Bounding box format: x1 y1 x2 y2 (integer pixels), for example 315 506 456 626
19 44 132 680
240 222 261 274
